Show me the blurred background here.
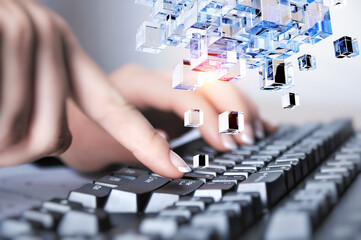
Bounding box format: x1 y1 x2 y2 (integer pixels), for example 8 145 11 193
39 0 361 129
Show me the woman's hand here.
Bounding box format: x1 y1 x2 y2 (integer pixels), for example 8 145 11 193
61 64 276 172
0 0 191 179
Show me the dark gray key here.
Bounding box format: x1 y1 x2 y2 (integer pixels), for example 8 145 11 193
183 172 214 182
305 179 342 205
193 182 235 201
259 166 295 190
270 160 302 183
94 175 130 188
223 192 263 219
212 175 246 184
265 209 313 240
22 207 62 230
233 165 259 172
258 150 281 158
194 167 225 176
104 175 170 213
223 169 251 178
0 219 34 238
159 206 200 220
42 198 83 214
140 216 184 239
175 197 214 211
237 172 287 208
112 167 149 180
68 183 111 208
239 160 265 168
58 208 110 237
191 211 241 240
173 225 217 240
144 179 203 213
250 155 273 163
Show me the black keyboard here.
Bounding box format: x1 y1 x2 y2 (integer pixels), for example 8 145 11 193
1 119 361 240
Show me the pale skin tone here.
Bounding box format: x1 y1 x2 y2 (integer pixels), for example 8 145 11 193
0 0 275 179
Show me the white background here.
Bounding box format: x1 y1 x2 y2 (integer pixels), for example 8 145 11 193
39 0 361 128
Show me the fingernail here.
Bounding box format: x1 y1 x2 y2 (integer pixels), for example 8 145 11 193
169 150 191 173
220 135 238 150
255 119 265 139
241 124 255 145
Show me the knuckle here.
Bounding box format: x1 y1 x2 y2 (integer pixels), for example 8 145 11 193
33 10 58 40
32 129 73 156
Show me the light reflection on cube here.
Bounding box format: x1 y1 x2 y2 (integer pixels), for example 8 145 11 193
219 111 244 134
334 36 359 59
193 154 209 168
173 60 204 91
298 54 317 71
259 59 294 91
184 109 204 127
282 92 300 109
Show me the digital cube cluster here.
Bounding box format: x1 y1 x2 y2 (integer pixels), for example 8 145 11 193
136 0 333 92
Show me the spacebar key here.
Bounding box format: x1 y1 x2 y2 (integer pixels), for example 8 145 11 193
237 172 287 208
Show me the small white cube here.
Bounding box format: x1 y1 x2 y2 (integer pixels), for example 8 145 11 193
218 111 244 134
193 154 209 168
282 93 300 109
184 109 204 127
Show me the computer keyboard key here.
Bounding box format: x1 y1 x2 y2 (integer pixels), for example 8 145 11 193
22 208 62 230
222 192 263 220
173 226 217 240
265 210 312 240
68 183 111 208
213 158 236 168
104 175 170 213
191 211 241 240
159 206 199 220
259 166 295 190
233 165 259 172
112 167 149 180
270 160 302 183
140 216 183 239
223 169 251 178
193 182 236 202
42 198 83 214
250 155 273 162
144 179 203 213
237 172 287 208
212 175 246 184
183 172 214 182
57 208 110 237
94 175 130 188
305 180 343 205
175 196 214 211
193 167 225 176
0 219 34 238
111 231 156 240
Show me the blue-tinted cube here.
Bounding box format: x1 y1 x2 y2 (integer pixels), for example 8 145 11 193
298 54 316 71
334 36 360 58
259 59 294 91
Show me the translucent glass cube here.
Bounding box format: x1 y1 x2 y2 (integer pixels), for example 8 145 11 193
136 21 166 54
219 111 244 134
247 0 293 39
259 59 294 91
193 154 209 168
282 92 300 109
218 59 247 81
184 109 204 127
298 54 317 71
331 0 347 8
334 36 359 59
173 60 204 91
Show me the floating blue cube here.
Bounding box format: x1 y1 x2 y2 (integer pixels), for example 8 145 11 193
334 36 359 59
298 54 317 71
